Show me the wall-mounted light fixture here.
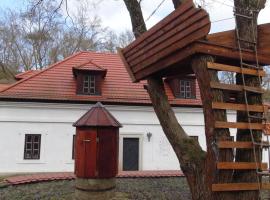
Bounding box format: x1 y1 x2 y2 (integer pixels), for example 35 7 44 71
147 132 152 142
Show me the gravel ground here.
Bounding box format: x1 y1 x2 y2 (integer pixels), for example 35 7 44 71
0 177 191 200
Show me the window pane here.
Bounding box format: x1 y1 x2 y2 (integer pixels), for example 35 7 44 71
90 88 95 94
83 88 89 93
180 80 185 85
84 76 89 82
26 135 32 142
34 136 40 142
33 150 39 159
180 91 185 98
34 143 39 150
186 91 191 98
25 151 32 159
26 143 32 150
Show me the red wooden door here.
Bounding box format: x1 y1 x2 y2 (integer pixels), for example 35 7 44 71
97 128 119 178
75 128 97 178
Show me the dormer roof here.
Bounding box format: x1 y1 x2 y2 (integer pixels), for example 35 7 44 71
73 60 107 77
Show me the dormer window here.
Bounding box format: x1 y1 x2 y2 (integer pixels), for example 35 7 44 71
83 75 96 94
180 80 192 99
73 60 107 96
166 75 196 99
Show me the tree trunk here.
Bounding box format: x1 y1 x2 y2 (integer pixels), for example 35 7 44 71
234 1 266 199
192 56 235 200
123 1 212 199
123 0 265 199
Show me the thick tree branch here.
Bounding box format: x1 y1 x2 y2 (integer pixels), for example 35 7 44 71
123 0 210 199
123 0 147 38
172 0 185 9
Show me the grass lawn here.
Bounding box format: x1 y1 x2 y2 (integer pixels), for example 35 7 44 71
1 177 269 199
0 177 191 200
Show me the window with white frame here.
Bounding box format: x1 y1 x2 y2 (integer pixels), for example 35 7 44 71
83 75 95 94
24 134 41 160
180 80 192 99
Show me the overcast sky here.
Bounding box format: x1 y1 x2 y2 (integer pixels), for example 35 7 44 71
68 0 270 34
1 0 269 34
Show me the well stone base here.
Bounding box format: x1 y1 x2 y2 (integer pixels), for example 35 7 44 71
75 178 116 200
75 189 116 200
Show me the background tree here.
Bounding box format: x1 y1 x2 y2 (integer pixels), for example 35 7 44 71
0 0 134 81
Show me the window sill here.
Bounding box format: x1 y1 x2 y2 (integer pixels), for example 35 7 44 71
16 160 47 164
76 93 101 96
175 97 197 99
65 160 75 164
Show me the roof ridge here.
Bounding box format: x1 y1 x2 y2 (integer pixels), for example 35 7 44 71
15 70 36 78
79 50 117 56
1 51 84 93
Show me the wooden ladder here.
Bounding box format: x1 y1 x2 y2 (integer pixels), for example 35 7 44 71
207 62 270 192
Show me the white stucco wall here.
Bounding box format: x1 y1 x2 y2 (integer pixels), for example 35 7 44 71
0 101 238 173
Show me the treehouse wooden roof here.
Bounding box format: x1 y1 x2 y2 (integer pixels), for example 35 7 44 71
118 0 270 82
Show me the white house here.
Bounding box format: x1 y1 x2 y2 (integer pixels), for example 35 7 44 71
0 51 236 173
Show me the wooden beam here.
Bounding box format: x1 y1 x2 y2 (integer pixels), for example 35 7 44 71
210 82 264 94
264 123 270 136
262 183 270 190
132 22 210 73
207 23 270 59
194 41 270 65
212 183 260 191
218 141 253 149
217 162 268 170
122 0 194 55
212 102 265 112
134 45 195 80
215 121 264 130
207 62 266 77
127 11 208 64
125 6 200 58
218 141 270 149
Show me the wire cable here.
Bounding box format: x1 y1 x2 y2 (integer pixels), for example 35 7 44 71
211 17 234 24
145 0 166 22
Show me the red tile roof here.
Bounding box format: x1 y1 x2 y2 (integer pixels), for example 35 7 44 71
15 70 41 80
5 171 184 185
0 84 11 92
0 51 202 106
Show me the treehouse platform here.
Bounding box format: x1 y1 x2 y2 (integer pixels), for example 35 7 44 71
118 0 270 195
118 0 270 82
